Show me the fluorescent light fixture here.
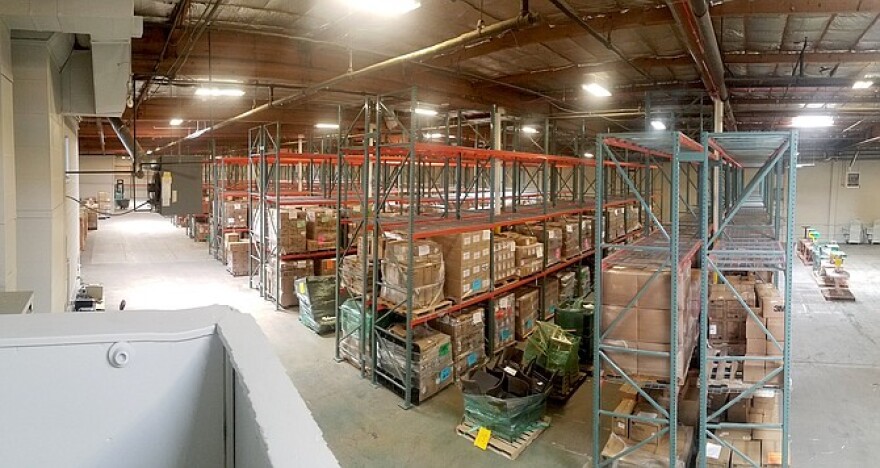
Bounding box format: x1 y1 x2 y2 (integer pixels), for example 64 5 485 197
169 118 183 126
796 163 815 168
583 152 594 158
521 126 539 135
424 133 442 139
792 115 834 128
853 80 873 89
146 150 153 155
343 0 420 16
194 87 245 97
315 123 339 130
583 82 612 97
414 108 438 116
650 120 666 130
805 103 824 109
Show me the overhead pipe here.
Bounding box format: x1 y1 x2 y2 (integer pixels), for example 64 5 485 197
108 117 145 176
156 11 539 153
665 0 736 129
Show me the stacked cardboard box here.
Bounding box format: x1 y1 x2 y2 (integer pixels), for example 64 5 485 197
224 201 248 228
431 230 491 302
377 324 454 402
606 207 626 240
744 283 785 385
265 259 313 307
624 203 641 233
514 287 539 339
516 224 562 265
708 277 759 357
543 276 560 319
380 239 444 309
340 255 373 296
493 235 517 283
194 222 209 242
601 424 694 467
556 271 576 301
507 232 543 277
493 293 516 352
551 219 581 259
97 191 112 215
601 265 696 383
268 208 307 254
226 241 249 276
314 258 336 276
306 208 337 251
430 307 485 381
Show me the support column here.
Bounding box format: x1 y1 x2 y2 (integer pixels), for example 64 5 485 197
712 98 723 230
12 37 70 312
0 20 15 290
491 106 504 215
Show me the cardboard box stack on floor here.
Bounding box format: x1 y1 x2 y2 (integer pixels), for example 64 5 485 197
268 208 307 255
492 235 517 283
744 283 786 385
380 239 444 309
600 265 697 383
377 324 454 402
226 241 249 276
698 390 788 467
194 221 210 242
305 207 337 251
507 232 543 277
516 224 562 265
492 293 516 352
224 201 248 228
431 230 491 303
97 191 112 215
514 287 539 339
430 307 485 381
265 259 313 307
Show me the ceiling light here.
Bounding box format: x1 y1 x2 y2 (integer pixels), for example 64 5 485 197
792 115 834 128
315 123 340 130
169 118 183 126
194 87 245 97
797 163 815 168
805 103 824 109
414 108 438 116
583 152 594 158
521 126 539 135
583 83 612 97
424 133 444 139
853 80 873 89
146 150 153 155
342 0 420 16
650 120 666 130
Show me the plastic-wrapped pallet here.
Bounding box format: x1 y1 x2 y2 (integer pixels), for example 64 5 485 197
376 324 454 403
600 426 694 467
265 259 313 307
514 287 539 339
556 270 576 301
338 299 373 370
294 276 340 334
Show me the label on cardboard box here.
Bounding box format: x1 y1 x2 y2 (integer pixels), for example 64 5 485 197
710 324 718 335
463 251 471 261
473 278 482 291
462 267 470 277
482 231 490 241
439 367 451 382
473 311 483 324
706 442 722 459
501 328 511 340
438 343 451 357
467 352 478 366
418 245 429 256
474 251 481 260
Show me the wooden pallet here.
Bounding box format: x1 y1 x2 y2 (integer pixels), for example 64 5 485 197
378 298 453 317
707 354 740 386
820 287 856 301
494 275 520 288
456 417 550 460
549 371 588 404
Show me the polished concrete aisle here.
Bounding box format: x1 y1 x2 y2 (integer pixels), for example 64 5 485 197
80 213 879 467
80 213 595 468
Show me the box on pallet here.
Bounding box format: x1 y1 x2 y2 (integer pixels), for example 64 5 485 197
265 259 313 307
431 230 491 302
338 299 373 370
226 241 249 276
315 258 336 276
543 277 560 319
429 307 486 381
194 222 210 242
268 208 307 254
380 239 444 309
377 324 454 403
556 271 576 301
224 201 248 228
601 425 694 467
516 224 562 265
340 255 374 296
493 293 516 352
492 235 517 283
305 207 337 248
514 287 539 339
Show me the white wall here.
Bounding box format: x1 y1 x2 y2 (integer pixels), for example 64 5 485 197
65 117 80 300
795 160 880 241
0 20 15 290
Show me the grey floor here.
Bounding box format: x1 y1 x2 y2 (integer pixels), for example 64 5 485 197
81 213 879 467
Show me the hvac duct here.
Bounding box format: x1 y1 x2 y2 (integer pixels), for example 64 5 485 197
108 117 144 177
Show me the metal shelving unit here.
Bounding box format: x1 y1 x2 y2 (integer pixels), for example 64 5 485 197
592 131 711 466
697 131 797 468
333 88 654 409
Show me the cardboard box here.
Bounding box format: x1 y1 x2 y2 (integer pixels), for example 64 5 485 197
752 389 779 412
746 339 766 355
226 241 250 276
705 440 732 467
602 266 640 307
638 308 670 344
429 307 485 381
766 341 784 357
315 258 336 276
766 317 785 341
743 361 765 383
727 396 750 423
543 277 560 318
265 259 313 307
619 383 639 401
514 287 539 339
224 201 248 228
629 402 663 444
603 339 637 377
379 324 454 402
432 231 491 302
611 399 635 438
601 305 638 341
746 316 767 339
730 441 762 467
762 439 789 466
638 342 689 382
493 293 516 351
492 236 517 282
380 240 444 309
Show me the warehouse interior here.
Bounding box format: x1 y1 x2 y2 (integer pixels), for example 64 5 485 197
1 1 879 467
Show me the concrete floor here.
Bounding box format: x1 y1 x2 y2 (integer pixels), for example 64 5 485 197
80 213 879 467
